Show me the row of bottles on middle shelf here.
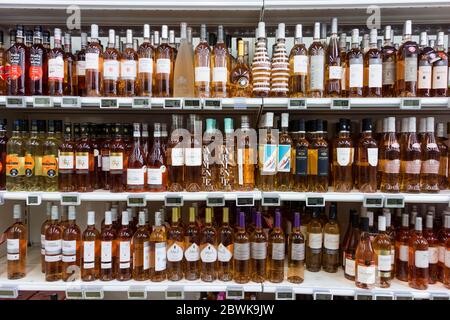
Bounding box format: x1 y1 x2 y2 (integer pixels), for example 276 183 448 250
1 113 450 193
2 18 450 98
4 202 450 290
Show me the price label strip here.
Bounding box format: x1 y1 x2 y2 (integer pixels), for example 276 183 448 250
384 195 405 208
401 98 421 110
306 195 325 207
128 286 148 300
127 194 147 207
373 291 394 300
331 98 350 110
132 97 151 108
165 286 185 300
288 98 307 110
313 290 333 300
233 98 247 110
206 195 225 207
226 286 244 300
83 287 104 300
203 98 222 110
261 193 280 206
363 195 384 208
394 292 414 300
27 193 42 206
354 290 373 300
61 96 81 108
430 292 450 300
0 287 18 299
65 287 84 300
164 194 184 207
163 98 183 109
275 287 295 300
33 96 53 108
61 193 81 206
235 194 255 207
6 96 26 108
183 98 202 110
100 98 119 109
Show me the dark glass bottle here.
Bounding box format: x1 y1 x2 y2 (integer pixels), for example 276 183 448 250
0 119 8 190
6 25 27 96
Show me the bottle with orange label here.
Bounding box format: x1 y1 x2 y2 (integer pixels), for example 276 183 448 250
0 119 8 191
6 120 26 191
42 120 59 191
28 26 46 95
24 120 45 191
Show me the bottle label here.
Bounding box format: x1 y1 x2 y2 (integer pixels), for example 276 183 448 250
384 159 400 174
76 60 86 76
357 264 375 284
382 61 395 85
218 243 233 262
24 154 34 177
59 153 74 170
405 159 421 174
418 65 432 89
367 148 378 166
167 242 184 262
103 60 120 80
119 241 130 269
368 61 382 88
48 56 64 80
422 159 439 174
295 147 308 176
415 250 429 268
127 168 145 185
271 242 285 260
405 56 418 82
328 66 342 80
185 148 202 166
439 245 445 263
399 244 409 262
309 55 324 90
349 59 363 88
147 166 165 185
324 233 340 250
6 155 24 177
293 55 308 74
120 60 137 79
143 242 150 270
445 249 450 267
336 147 353 166
262 144 277 173
201 243 218 263
138 58 153 74
85 52 99 70
345 256 356 276
184 243 200 262
45 239 62 262
42 155 58 177
277 144 291 172
428 247 438 264
62 240 77 256
212 67 228 83
6 239 19 261
109 154 123 170
83 241 95 269
308 233 322 249
171 148 184 166
317 149 329 176
155 242 167 271
234 242 250 261
251 242 267 260
291 243 305 261
75 154 89 170
156 58 171 74
101 241 112 269
102 155 110 171
377 253 392 271
195 66 210 82
29 53 43 80
41 234 45 255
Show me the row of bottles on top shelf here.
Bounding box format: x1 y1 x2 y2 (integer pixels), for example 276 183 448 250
3 202 450 290
0 113 449 193
2 18 450 99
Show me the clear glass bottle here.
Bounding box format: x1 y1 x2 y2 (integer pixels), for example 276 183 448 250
81 211 100 281
117 211 133 281
100 210 117 281
47 31 64 95
380 117 400 192
289 24 308 97
185 115 202 192
396 20 418 97
200 207 218 282
309 120 329 192
347 29 364 97
277 113 293 191
382 26 397 97
166 208 184 281
63 33 77 95
58 123 75 192
155 25 174 97
364 28 383 97
233 212 250 283
217 207 233 281
85 24 103 96
127 123 146 192
333 118 354 191
268 209 285 282
193 24 211 97
308 22 325 97
421 117 441 193
147 123 167 191
287 212 305 283
150 211 167 282
270 23 289 97
75 123 94 192
343 210 359 280
322 203 340 273
355 217 376 289
61 206 81 281
184 207 200 280
102 29 120 96
417 32 432 97
120 29 138 96
236 115 255 191
432 32 448 97
339 33 348 97
167 115 185 192
132 211 151 281
173 22 195 97
202 118 220 191
436 123 448 190
76 32 87 96
24 120 44 191
45 205 62 281
250 211 267 282
252 22 271 97
396 213 410 281
326 18 342 97
137 24 154 97
306 208 323 272
220 118 237 191
373 215 392 288
408 217 429 290
400 117 421 193
424 214 439 284
42 120 59 192
211 25 230 97
258 112 277 191
357 118 378 192
6 204 27 279
231 39 252 97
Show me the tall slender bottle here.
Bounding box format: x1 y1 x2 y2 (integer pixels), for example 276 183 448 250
309 120 329 192
100 210 117 281
380 117 400 192
194 24 211 97
173 22 195 97
445 232 450 288
432 32 448 97
137 24 154 97
252 22 271 97
0 119 7 190
231 39 252 97
200 208 218 282
75 123 94 192
421 117 440 193
120 29 138 96
364 28 383 97
61 206 80 281
167 115 184 192
288 212 305 283
45 205 62 281
132 212 150 281
400 117 421 192
76 33 87 96
42 120 59 192
347 29 364 97
236 115 255 191
306 208 323 272
355 217 376 289
439 215 450 282
155 25 174 97
166 208 184 281
6 204 27 279
81 211 100 281
102 29 120 96
109 124 125 192
24 120 43 191
382 26 397 97
217 208 233 281
277 113 292 190
417 32 432 97
268 210 285 282
408 217 429 290
47 28 64 96
322 203 340 273
6 25 27 96
250 212 267 282
147 123 167 191
220 118 236 191
185 115 202 192
258 113 277 191
28 26 45 95
0 32 6 95
339 33 348 97
85 24 103 96
270 23 289 97
308 22 325 97
396 213 410 281
424 214 439 284
396 20 418 97
58 123 75 192
289 24 308 97
343 210 360 280
326 18 342 97
292 119 309 191
373 215 392 288
40 203 51 273
150 211 167 281
436 123 448 190
117 211 133 281
202 118 219 191
384 210 396 277
233 212 250 284
184 207 200 280
211 25 230 97
357 118 378 192
333 118 354 191
127 123 146 192
63 33 77 95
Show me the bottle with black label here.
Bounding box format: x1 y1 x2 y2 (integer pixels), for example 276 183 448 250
309 119 329 192
291 119 309 191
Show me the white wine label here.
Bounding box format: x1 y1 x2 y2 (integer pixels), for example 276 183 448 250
357 264 376 284
84 262 95 269
368 63 382 88
399 244 409 262
41 234 45 254
293 55 308 74
167 242 184 262
324 233 340 250
328 66 342 80
336 148 353 166
308 233 322 249
415 250 429 268
349 63 363 88
185 148 202 166
309 55 324 91
277 145 291 172
201 244 218 263
212 67 228 83
101 262 112 269
439 245 445 263
76 60 86 76
147 167 164 185
138 58 153 74
271 243 285 260
405 159 421 174
143 241 150 270
120 60 137 79
367 148 378 166
102 156 110 171
103 60 120 80
109 155 123 170
262 144 277 173
119 241 131 263
445 249 450 267
234 242 250 261
62 240 77 255
75 155 89 170
45 254 61 262
384 159 400 174
418 65 432 89
405 57 418 82
422 159 440 174
62 255 76 263
345 257 356 276
377 254 392 271
251 242 267 260
156 58 171 74
101 241 112 263
45 239 62 254
85 52 99 70
155 242 167 271
120 262 130 269
127 168 145 185
428 247 438 264
59 155 74 169
7 239 19 260
171 148 184 166
48 57 64 80
382 61 395 85
291 243 305 261
195 66 210 82
184 243 200 262
218 243 233 262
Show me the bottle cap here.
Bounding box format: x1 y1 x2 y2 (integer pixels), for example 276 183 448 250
144 24 150 39
161 25 168 39
387 117 396 133
419 117 426 133
105 211 112 225
281 113 289 129
108 29 115 45
384 26 392 40
68 206 76 220
255 212 262 228
126 29 133 44
401 117 409 133
224 118 234 134
338 118 351 132
339 33 347 48
295 24 303 39
274 210 281 228
87 211 95 226
64 33 71 46
313 22 320 40
360 216 369 231
122 211 129 225
277 23 285 39
316 119 324 132
437 123 445 138
402 213 409 227
13 204 21 219
404 20 412 36
81 32 88 47
265 112 274 128
54 28 61 41
445 215 450 228
427 117 435 133
91 24 99 39
351 29 359 44
321 22 327 39
426 214 433 229
415 217 422 231
139 211 146 226
180 22 187 40
369 28 377 44
257 21 266 39
362 118 373 132
330 17 338 35
437 32 444 46
419 32 427 46
378 215 386 232
384 211 392 227
239 212 246 228
200 24 207 41
169 30 175 43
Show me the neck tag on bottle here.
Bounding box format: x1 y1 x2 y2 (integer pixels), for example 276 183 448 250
313 290 333 300
206 195 225 207
226 286 244 300
165 194 184 207
288 98 307 110
430 292 450 300
26 193 42 206
363 195 384 208
261 192 280 206
65 287 83 300
128 286 147 300
394 292 414 300
132 97 151 109
6 96 26 108
165 286 185 300
236 194 255 207
275 287 295 300
183 98 202 110
127 195 147 207
100 98 118 109
61 96 81 108
384 195 404 208
401 98 421 110
33 96 53 108
306 195 325 207
0 286 18 299
331 98 350 110
61 193 80 206
355 291 373 300
164 98 182 109
83 287 104 300
373 291 394 300
204 98 222 110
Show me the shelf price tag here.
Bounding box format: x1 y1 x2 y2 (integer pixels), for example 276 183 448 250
83 287 104 300
65 287 84 300
363 195 384 208
384 195 405 208
27 193 42 206
127 194 147 207
306 195 325 207
204 98 222 110
288 98 307 110
226 286 244 300
236 194 254 207
233 98 247 109
331 98 350 110
165 194 184 207
163 98 183 109
61 193 81 206
183 98 202 110
206 195 225 207
313 290 333 300
33 96 53 108
61 96 81 108
261 193 280 206
275 287 294 300
127 286 148 300
6 96 26 108
132 97 151 108
0 286 18 299
100 98 118 109
401 98 421 110
165 286 185 300
354 291 373 300
394 292 414 300
373 291 394 300
430 292 450 300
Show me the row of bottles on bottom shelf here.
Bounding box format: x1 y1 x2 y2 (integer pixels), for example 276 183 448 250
3 202 450 290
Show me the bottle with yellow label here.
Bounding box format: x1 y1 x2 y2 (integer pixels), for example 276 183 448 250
6 120 26 191
24 120 46 191
42 120 60 191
